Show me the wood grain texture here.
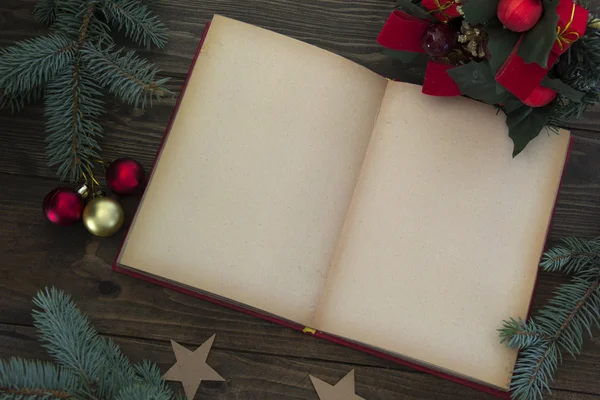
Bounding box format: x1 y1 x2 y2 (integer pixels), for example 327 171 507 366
1 323 597 400
1 0 600 398
1 173 599 398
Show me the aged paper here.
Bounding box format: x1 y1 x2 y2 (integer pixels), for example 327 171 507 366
314 82 571 389
118 15 387 325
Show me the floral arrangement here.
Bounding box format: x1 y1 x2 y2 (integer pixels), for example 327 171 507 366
379 0 600 155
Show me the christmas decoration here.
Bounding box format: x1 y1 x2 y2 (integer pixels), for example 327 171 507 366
42 185 88 226
499 237 600 400
379 0 600 156
0 0 170 183
310 370 365 400
422 0 463 23
422 23 457 56
106 158 146 196
82 195 125 236
497 0 543 32
457 21 488 59
163 336 225 400
0 288 185 399
522 85 558 107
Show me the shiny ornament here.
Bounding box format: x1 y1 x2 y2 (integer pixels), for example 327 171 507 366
497 0 543 32
43 185 88 226
523 85 557 107
82 196 125 237
106 158 146 196
422 23 457 57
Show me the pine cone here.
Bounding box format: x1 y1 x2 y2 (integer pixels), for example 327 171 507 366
457 21 488 59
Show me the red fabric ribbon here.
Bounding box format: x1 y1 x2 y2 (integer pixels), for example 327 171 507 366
377 11 461 97
495 0 587 103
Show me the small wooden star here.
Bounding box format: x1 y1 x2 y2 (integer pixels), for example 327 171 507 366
309 369 365 400
163 335 225 400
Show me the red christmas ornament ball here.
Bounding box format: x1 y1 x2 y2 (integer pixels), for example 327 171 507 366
523 86 557 107
106 158 146 196
422 23 457 57
497 0 543 32
43 188 85 226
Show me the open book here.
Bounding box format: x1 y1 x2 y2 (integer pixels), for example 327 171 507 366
114 15 572 396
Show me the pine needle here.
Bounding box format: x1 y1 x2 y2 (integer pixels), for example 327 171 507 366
500 237 600 400
0 0 170 182
0 287 183 399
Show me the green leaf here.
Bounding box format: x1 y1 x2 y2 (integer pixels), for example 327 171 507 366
447 61 500 104
382 48 429 65
506 103 554 156
542 76 585 102
499 91 524 114
487 24 520 74
395 0 436 21
462 0 498 25
518 0 560 67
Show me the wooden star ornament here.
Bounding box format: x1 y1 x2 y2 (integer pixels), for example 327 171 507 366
309 369 365 400
163 334 225 400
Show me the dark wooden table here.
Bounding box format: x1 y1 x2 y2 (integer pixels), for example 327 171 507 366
1 1 599 399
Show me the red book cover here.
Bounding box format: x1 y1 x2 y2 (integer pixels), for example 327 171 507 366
114 16 573 399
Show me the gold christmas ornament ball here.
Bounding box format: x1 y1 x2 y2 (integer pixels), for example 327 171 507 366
82 197 124 237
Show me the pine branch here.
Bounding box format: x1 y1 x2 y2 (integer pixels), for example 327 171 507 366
82 42 171 108
45 62 104 182
549 15 600 125
53 0 112 44
1 0 168 179
101 0 168 49
0 85 45 113
502 277 600 399
131 360 176 399
1 289 181 399
32 288 107 399
540 237 600 275
94 338 138 399
34 0 58 26
500 237 600 400
0 358 78 399
0 34 75 98
115 383 174 400
499 318 550 348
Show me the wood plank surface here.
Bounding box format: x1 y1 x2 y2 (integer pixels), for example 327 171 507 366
1 0 599 399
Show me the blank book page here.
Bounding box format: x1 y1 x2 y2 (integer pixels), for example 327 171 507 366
118 16 387 326
314 82 570 389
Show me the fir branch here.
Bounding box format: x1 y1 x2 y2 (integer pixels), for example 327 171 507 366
115 383 174 400
0 358 78 400
53 0 112 45
94 339 137 399
0 85 45 113
34 0 58 26
45 62 104 182
501 237 600 400
549 15 600 125
0 34 75 97
1 0 168 180
101 0 169 49
499 318 550 348
540 237 600 275
32 288 106 399
132 360 173 396
82 42 171 108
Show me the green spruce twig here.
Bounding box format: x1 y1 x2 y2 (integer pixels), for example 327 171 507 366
0 287 181 400
0 0 171 182
499 237 600 400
